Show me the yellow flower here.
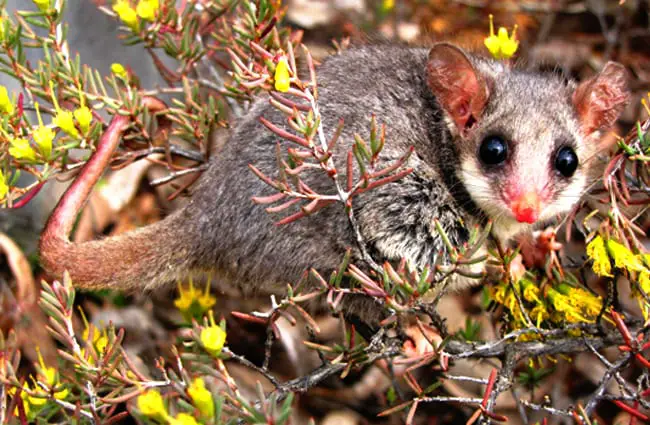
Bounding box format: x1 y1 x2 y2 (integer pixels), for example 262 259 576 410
484 14 518 60
113 0 139 30
33 0 49 12
188 377 214 419
0 17 6 43
529 304 549 328
80 308 109 356
136 0 159 21
0 85 14 115
547 283 602 323
274 57 291 92
586 235 612 277
9 137 36 161
30 348 68 404
169 413 201 425
50 83 81 139
137 390 168 420
10 383 32 418
547 287 589 323
490 282 508 304
606 239 645 273
200 311 226 356
381 0 394 12
83 324 109 354
174 282 195 312
52 110 78 138
0 169 8 200
111 63 129 79
174 277 216 322
39 369 68 400
558 283 602 318
32 126 55 158
32 102 55 158
520 278 542 304
74 106 92 134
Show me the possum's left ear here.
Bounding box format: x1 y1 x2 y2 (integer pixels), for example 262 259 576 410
426 43 490 134
572 62 630 135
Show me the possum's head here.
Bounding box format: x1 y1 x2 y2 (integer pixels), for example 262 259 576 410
425 43 630 240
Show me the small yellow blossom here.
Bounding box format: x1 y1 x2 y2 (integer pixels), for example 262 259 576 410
586 235 612 277
136 0 160 21
484 14 519 60
52 110 78 138
548 283 602 323
175 277 216 322
50 83 80 139
15 348 70 413
111 63 129 79
520 278 542 304
641 271 650 293
557 283 602 318
80 308 109 358
33 103 55 158
9 137 36 161
529 304 549 328
0 85 14 115
137 390 168 420
83 323 109 354
491 281 526 324
200 310 226 356
274 57 291 92
491 282 508 304
547 288 589 323
33 0 50 12
33 126 55 157
606 239 645 273
74 106 92 134
0 169 8 200
169 413 201 425
0 16 6 43
33 348 68 402
381 0 394 12
113 0 139 30
188 377 214 419
10 383 32 418
74 85 93 134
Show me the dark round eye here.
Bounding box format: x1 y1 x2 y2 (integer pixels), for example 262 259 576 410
479 136 508 166
555 146 579 177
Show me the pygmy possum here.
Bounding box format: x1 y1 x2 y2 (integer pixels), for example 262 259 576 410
39 43 630 319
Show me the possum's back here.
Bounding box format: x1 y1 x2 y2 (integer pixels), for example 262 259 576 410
180 45 435 293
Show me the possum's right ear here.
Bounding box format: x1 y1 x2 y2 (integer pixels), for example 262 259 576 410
572 62 630 135
426 43 490 134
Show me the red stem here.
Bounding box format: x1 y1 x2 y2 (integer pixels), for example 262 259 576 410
11 182 44 209
613 400 650 421
481 368 498 408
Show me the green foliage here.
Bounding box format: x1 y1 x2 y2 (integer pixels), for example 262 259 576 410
516 364 554 390
456 317 481 342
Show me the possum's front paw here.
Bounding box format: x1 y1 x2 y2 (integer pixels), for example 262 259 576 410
514 227 563 279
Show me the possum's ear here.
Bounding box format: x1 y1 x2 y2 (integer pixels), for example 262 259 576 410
572 62 630 135
426 43 490 134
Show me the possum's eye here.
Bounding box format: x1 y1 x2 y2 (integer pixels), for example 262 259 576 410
479 135 508 165
555 146 579 177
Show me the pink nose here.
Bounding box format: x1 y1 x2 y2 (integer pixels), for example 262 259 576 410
510 192 540 224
